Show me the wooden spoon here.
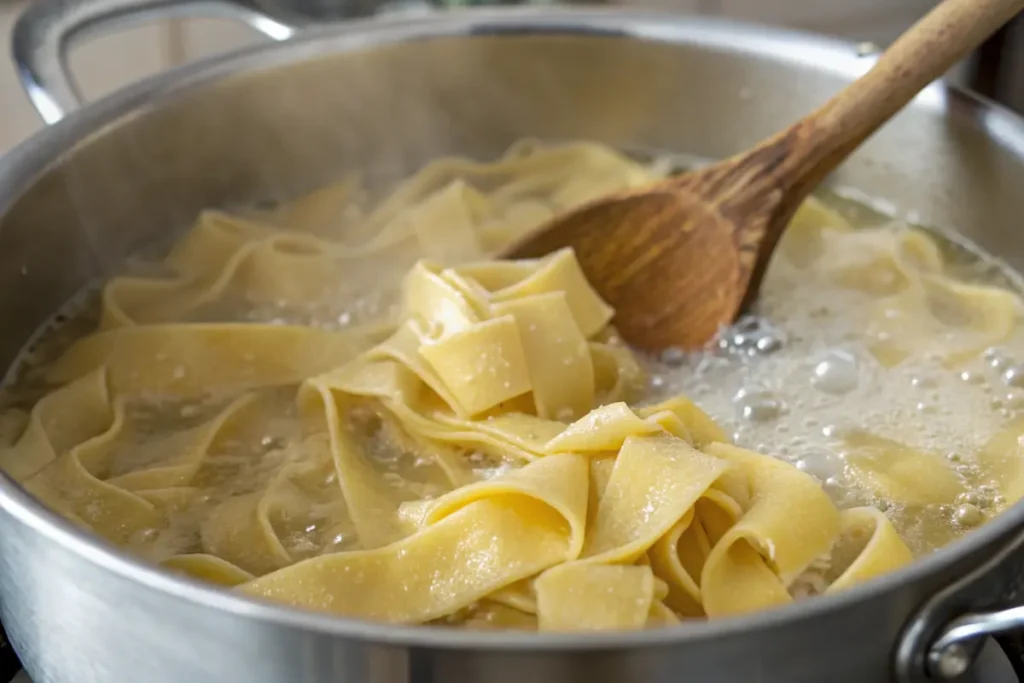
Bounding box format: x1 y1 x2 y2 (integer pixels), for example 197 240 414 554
503 0 1024 352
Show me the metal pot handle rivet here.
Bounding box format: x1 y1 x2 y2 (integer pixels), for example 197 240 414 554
930 641 972 679
11 0 297 126
895 525 1024 682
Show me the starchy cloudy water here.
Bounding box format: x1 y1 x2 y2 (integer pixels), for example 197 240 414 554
2 162 1021 564
642 205 1024 556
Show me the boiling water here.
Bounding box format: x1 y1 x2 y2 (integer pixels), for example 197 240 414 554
2 174 1022 564
642 194 1024 556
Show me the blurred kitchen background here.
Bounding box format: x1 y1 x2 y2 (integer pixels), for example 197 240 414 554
0 0 1021 155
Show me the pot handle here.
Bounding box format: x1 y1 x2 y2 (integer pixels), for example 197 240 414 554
894 524 1024 681
11 0 297 125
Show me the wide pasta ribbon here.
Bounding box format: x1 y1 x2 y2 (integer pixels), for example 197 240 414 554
535 431 730 631
0 140 928 634
47 324 372 399
777 213 1019 368
0 369 114 482
391 249 616 419
238 453 590 623
12 370 277 547
101 141 663 330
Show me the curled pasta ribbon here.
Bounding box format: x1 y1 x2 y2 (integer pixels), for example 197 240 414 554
0 369 114 482
48 324 372 399
778 212 1019 368
698 443 840 617
0 141 922 632
973 417 1024 516
2 250 915 630
869 272 1019 368
10 369 277 546
238 454 591 623
535 432 730 630
392 250 615 419
841 431 965 507
825 507 913 592
162 554 255 587
642 443 913 620
100 141 662 329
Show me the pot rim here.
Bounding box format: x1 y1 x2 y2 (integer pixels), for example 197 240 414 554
2 5 1023 651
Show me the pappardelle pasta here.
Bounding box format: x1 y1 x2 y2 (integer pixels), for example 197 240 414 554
0 140 1021 630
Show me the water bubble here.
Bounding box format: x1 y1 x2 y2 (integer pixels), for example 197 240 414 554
733 387 784 422
986 347 1011 371
821 475 851 504
955 504 984 527
811 349 859 395
956 492 980 505
794 449 844 482
650 375 666 389
1003 366 1024 388
959 370 983 384
716 316 785 357
756 336 783 354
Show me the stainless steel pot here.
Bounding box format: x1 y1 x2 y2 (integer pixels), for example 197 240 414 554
5 4 1024 682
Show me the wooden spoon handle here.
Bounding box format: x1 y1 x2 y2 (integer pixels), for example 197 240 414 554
771 0 1024 200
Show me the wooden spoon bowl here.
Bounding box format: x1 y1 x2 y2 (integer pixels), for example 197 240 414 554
503 0 1024 352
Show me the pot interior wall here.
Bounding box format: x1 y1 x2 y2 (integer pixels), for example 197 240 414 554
1 22 1022 368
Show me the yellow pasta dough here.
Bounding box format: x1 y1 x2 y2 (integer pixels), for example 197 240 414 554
0 139 1017 632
